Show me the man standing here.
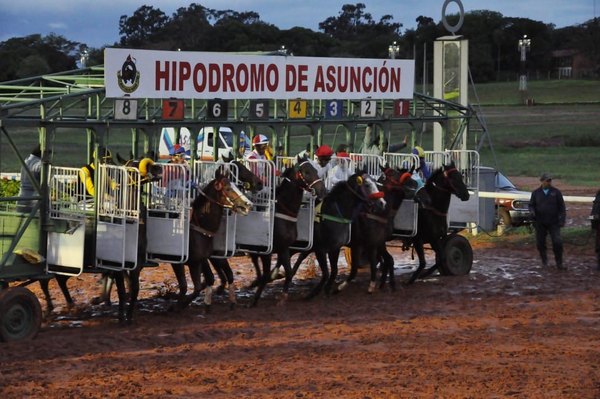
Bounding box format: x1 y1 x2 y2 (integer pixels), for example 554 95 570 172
17 144 42 212
529 173 566 270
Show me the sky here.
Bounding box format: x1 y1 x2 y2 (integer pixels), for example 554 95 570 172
0 0 597 48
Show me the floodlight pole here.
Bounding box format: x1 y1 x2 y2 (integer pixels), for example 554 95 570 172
388 41 400 59
518 35 531 93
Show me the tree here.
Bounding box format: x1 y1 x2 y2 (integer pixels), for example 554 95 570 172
119 5 169 47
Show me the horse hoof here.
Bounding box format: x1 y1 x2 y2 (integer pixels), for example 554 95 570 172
215 285 226 295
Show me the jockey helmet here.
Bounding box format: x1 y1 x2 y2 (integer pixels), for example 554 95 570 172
412 146 425 158
316 144 334 158
252 134 269 146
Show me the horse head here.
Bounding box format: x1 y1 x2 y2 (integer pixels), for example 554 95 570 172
348 167 386 211
442 161 470 201
293 154 327 199
229 158 264 193
212 166 253 215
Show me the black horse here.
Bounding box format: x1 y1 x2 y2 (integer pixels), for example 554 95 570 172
291 169 386 299
404 161 470 284
166 166 253 313
338 165 428 293
249 155 327 306
171 156 264 309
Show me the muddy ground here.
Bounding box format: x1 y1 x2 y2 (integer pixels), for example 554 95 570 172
1 178 599 398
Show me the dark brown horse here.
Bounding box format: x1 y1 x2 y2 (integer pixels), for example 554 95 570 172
250 155 327 306
291 169 386 299
405 161 470 284
167 166 253 313
338 165 427 293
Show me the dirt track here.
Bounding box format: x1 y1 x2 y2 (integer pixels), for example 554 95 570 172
1 180 599 398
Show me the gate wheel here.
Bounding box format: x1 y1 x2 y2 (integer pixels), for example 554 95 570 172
0 287 42 342
440 234 473 276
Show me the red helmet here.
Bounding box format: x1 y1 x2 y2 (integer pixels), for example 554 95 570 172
316 144 333 158
252 134 269 146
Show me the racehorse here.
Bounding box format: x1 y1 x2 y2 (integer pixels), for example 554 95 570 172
338 165 426 293
165 165 253 314
404 161 470 284
171 155 264 309
291 169 386 299
250 155 327 306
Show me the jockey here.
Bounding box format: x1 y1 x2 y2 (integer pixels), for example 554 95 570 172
412 146 431 180
163 144 192 196
327 151 352 189
247 134 270 161
313 144 334 180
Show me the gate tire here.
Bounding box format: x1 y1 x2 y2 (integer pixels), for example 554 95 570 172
0 287 42 342
440 234 473 276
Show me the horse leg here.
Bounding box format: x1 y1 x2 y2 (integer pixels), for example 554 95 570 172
291 250 310 277
212 258 236 308
125 268 141 323
367 247 379 294
171 263 189 308
251 255 272 307
325 249 341 296
199 259 214 312
420 239 443 278
407 242 427 284
55 275 74 308
91 273 113 306
338 245 359 292
379 247 396 292
210 258 228 295
113 272 127 324
38 279 54 316
279 249 293 304
248 254 262 289
305 250 328 300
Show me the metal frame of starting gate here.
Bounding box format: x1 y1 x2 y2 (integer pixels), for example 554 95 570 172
349 153 384 180
234 159 276 254
146 163 192 263
95 164 141 271
383 153 421 237
46 166 89 276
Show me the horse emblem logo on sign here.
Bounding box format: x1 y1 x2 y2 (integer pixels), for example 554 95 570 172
117 55 140 94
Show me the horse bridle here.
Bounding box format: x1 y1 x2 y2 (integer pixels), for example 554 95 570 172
290 160 323 193
346 172 384 202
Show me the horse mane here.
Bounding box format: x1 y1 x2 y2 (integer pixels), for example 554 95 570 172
426 167 444 184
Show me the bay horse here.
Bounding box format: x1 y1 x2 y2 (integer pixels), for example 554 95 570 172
404 161 470 284
291 169 386 299
250 154 327 306
171 156 264 309
338 165 427 293
167 166 253 313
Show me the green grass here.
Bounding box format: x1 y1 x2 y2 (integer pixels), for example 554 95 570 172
470 79 600 105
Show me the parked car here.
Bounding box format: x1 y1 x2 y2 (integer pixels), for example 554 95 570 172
495 172 533 228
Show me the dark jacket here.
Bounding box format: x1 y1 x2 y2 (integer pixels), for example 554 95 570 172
528 186 566 226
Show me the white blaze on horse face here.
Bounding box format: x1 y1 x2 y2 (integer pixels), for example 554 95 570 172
228 181 253 215
364 174 386 208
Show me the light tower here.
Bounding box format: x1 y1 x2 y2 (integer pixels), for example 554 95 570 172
388 41 400 59
518 35 531 93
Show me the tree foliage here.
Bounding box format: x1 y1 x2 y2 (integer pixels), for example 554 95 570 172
0 3 598 82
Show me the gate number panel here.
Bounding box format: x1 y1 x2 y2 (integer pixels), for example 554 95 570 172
360 100 377 117
162 99 185 120
250 100 269 120
207 99 228 120
289 100 307 119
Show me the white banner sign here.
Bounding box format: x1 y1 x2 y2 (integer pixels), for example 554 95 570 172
104 48 415 100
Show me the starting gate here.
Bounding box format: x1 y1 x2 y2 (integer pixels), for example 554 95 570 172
234 159 277 254
146 163 192 263
46 166 89 276
95 164 141 271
